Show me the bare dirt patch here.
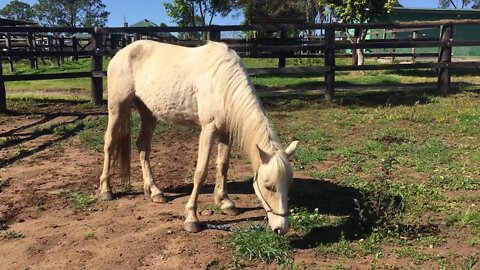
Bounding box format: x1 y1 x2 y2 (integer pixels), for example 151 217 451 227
0 101 289 269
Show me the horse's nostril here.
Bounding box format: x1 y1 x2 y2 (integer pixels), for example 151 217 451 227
274 228 281 235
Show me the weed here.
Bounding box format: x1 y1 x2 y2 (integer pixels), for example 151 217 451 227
0 136 20 148
0 180 7 191
447 210 480 234
122 183 132 193
2 230 24 240
84 230 97 240
395 246 429 263
316 233 355 258
64 191 96 209
467 238 480 248
53 122 83 135
352 155 405 235
460 254 479 270
201 203 222 215
289 207 326 234
294 146 326 169
228 227 290 264
0 223 7 230
358 232 383 256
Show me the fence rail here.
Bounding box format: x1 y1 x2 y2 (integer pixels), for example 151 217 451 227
1 19 480 112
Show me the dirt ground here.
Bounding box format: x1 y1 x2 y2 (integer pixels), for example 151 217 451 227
0 101 326 270
0 100 477 270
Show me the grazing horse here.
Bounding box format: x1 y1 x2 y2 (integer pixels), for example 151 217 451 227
99 40 298 235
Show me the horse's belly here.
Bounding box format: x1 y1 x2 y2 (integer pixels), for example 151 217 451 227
155 109 199 125
136 83 201 126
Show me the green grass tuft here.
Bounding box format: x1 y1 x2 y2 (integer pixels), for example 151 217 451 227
1 230 24 240
228 227 291 264
64 191 96 209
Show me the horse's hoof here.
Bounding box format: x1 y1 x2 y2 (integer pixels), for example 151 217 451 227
151 194 167 203
184 222 202 233
99 191 113 201
222 205 240 216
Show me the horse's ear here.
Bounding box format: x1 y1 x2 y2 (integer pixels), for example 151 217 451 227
256 144 272 164
285 140 299 158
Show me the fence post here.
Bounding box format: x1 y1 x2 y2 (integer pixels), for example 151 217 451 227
91 28 104 105
59 36 65 65
411 31 418 63
438 24 453 95
133 33 141 41
72 36 79 61
324 24 336 101
207 26 221 41
5 33 13 73
27 32 37 69
0 59 6 113
278 29 287 68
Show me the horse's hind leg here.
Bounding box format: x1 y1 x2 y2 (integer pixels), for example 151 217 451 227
136 99 166 203
99 99 131 200
184 122 217 233
214 134 239 215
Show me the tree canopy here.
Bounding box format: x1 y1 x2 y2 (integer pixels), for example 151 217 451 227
34 0 109 27
318 0 399 23
163 0 233 27
0 0 35 22
0 0 109 27
439 0 480 9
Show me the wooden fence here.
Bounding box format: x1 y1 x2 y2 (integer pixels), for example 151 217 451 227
1 19 480 112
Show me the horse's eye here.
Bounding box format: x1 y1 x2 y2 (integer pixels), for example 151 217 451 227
264 181 276 192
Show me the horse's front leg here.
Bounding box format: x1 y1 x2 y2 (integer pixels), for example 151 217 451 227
184 123 216 233
214 134 239 215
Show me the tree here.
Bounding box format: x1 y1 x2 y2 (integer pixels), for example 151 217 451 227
318 0 399 65
239 0 305 21
439 0 480 9
0 0 35 22
164 0 233 27
34 0 109 27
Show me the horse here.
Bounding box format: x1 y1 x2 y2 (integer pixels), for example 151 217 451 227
99 40 298 235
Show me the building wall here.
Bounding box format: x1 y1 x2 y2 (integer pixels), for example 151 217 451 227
386 8 480 57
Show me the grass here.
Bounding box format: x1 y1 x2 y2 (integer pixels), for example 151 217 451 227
4 57 480 93
1 230 24 240
289 207 334 234
447 210 480 234
228 227 291 264
84 230 97 240
64 191 96 210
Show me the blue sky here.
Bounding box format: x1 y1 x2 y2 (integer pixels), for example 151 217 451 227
0 0 450 27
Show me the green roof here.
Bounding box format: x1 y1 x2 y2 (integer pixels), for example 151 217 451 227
130 19 158 28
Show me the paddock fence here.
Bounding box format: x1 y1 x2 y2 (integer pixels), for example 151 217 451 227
1 19 480 112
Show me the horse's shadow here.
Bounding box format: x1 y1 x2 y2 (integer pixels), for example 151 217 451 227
160 177 371 246
117 177 430 248
288 178 363 248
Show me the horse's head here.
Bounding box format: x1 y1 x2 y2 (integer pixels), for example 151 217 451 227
253 141 298 235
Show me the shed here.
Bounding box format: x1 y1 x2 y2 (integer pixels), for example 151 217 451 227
382 7 480 56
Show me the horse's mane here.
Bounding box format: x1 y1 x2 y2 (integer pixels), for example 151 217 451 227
201 42 283 168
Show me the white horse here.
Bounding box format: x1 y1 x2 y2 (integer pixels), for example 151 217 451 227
99 40 298 235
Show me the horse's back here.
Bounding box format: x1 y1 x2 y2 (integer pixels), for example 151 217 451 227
108 41 231 126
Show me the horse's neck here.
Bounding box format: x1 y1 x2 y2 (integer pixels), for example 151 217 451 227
245 117 281 172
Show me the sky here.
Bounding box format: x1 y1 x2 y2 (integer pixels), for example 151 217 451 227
0 0 452 27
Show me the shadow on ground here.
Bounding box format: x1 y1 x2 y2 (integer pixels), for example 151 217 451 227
260 83 480 112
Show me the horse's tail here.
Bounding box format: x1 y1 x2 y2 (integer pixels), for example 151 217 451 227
110 105 132 188
119 111 131 187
